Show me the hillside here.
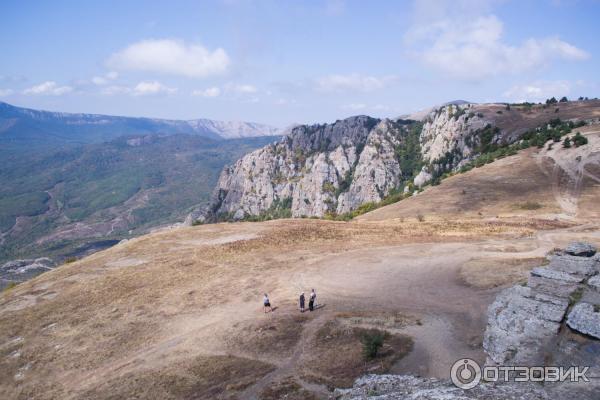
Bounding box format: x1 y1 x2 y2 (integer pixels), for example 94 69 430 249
205 100 600 221
1 126 599 399
0 134 277 265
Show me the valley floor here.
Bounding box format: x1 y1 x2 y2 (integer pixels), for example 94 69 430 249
1 129 599 399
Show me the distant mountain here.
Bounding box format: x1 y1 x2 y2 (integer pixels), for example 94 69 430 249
0 102 280 150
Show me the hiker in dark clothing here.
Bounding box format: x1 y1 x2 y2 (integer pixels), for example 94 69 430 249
299 292 305 313
308 289 315 311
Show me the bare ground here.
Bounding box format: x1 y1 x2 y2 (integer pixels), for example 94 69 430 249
1 128 599 399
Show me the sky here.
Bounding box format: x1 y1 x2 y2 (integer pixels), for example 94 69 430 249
0 0 599 127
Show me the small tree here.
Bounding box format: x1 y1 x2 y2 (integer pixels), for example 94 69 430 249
573 132 588 147
563 137 572 148
361 330 386 360
546 97 558 105
559 96 568 103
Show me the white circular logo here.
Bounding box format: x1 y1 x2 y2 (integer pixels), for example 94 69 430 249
450 358 482 389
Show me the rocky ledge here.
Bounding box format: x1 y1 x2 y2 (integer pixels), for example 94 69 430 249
484 242 600 365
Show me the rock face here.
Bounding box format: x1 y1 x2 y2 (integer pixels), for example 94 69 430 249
484 245 600 365
0 258 55 290
419 103 491 164
334 374 548 400
205 104 502 220
208 116 415 218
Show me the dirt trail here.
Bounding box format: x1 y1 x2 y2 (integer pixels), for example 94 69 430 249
239 313 331 399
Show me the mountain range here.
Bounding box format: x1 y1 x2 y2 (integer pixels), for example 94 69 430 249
0 101 280 150
0 102 281 265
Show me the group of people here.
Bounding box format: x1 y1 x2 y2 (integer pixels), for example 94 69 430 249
262 289 317 313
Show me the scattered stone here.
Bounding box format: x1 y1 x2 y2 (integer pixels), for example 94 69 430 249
333 374 548 400
565 242 597 257
567 303 600 339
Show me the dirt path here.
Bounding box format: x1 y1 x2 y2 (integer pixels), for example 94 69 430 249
239 313 331 399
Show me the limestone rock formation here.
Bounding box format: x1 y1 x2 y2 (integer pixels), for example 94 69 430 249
484 243 600 365
419 103 491 163
207 116 414 218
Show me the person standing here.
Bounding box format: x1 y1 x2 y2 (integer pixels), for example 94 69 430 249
263 293 272 313
299 292 305 313
309 289 316 312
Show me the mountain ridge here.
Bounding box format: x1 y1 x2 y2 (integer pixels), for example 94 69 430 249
0 101 280 145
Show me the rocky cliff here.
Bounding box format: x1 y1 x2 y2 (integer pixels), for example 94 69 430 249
207 116 420 219
204 100 600 221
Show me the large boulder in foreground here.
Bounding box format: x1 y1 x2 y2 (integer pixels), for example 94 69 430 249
484 242 600 365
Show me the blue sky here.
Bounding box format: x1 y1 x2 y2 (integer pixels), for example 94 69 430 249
1 0 598 127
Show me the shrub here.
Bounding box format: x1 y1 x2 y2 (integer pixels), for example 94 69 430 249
65 257 78 264
520 201 543 210
361 330 386 360
572 132 588 147
417 213 425 222
563 137 572 148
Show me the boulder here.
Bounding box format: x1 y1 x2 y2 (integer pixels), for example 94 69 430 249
483 285 568 365
567 303 600 339
565 242 597 257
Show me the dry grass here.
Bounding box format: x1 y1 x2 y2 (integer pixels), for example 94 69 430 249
460 257 547 289
77 355 274 400
300 319 413 389
260 377 319 400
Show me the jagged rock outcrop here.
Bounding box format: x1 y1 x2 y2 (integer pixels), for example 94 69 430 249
208 116 415 218
0 258 55 290
484 243 600 365
419 104 491 164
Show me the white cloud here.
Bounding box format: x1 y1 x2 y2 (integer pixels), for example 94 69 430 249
405 2 589 81
132 81 177 96
92 71 119 86
316 74 395 92
0 88 14 97
101 81 177 96
23 81 73 96
503 80 572 102
192 87 221 97
107 39 230 78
